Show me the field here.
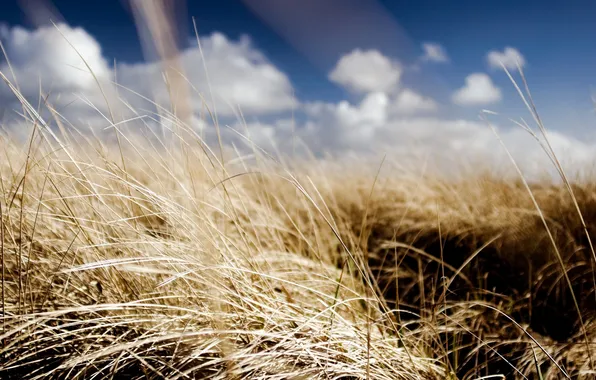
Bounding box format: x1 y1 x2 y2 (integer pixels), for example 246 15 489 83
2 3 596 378
0 95 595 379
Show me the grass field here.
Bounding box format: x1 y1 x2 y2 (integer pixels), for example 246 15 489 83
2 3 596 378
1 93 596 379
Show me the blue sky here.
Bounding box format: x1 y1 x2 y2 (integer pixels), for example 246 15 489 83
1 0 596 174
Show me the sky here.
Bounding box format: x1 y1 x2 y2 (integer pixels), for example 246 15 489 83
1 0 596 176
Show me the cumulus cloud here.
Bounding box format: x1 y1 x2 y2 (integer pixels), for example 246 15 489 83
117 33 297 117
238 88 594 179
421 42 449 63
301 92 389 151
0 22 113 122
487 47 526 70
328 49 402 94
0 23 110 92
452 73 502 106
392 89 438 114
285 107 596 179
0 24 297 123
299 97 487 158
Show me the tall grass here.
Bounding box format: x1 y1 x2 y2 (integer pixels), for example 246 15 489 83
2 3 596 378
0 92 447 379
2 84 596 378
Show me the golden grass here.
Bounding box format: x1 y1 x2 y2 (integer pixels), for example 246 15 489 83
0 105 596 379
0 123 447 379
1 4 596 377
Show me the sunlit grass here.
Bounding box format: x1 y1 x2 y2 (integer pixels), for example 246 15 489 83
1 3 596 378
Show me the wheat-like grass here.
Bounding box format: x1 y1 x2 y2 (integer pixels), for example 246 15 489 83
1 2 596 378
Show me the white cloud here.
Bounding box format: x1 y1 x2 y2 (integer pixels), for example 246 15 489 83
421 43 449 63
300 98 483 157
328 49 402 94
452 73 502 106
0 23 111 92
301 92 389 151
0 24 297 121
392 89 438 114
117 33 297 117
0 23 113 120
487 47 526 71
287 106 596 179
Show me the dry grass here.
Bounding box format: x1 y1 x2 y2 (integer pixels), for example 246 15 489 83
0 106 596 379
2 3 596 377
0 122 449 379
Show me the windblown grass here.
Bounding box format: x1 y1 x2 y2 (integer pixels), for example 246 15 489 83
0 120 449 379
1 4 596 377
0 99 596 379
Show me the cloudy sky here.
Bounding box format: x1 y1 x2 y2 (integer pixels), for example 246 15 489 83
2 0 596 175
